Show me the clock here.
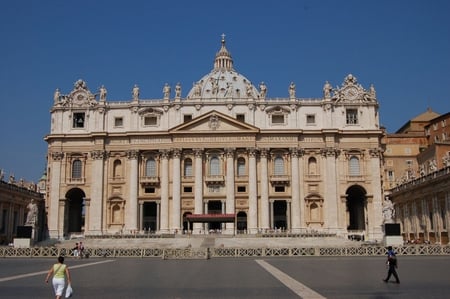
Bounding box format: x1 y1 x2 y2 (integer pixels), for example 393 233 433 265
344 86 358 101
73 92 87 105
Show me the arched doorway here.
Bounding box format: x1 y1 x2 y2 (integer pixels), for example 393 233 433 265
65 188 86 233
236 211 247 233
273 200 287 230
346 185 367 231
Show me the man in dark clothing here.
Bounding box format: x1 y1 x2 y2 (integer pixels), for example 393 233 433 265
383 246 400 283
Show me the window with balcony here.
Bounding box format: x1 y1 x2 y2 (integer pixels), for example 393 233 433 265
209 156 220 175
237 157 246 176
274 156 284 175
145 158 157 177
184 158 193 177
348 156 360 176
72 159 82 179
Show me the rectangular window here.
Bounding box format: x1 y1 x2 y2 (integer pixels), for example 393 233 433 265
145 187 155 194
306 114 315 125
388 170 394 181
73 112 85 128
183 186 192 193
144 116 157 126
237 186 246 193
274 186 285 192
183 114 192 123
114 117 123 127
271 114 285 125
236 114 245 122
346 109 358 124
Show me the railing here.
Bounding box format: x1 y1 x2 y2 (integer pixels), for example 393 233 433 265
391 166 450 193
2 245 449 259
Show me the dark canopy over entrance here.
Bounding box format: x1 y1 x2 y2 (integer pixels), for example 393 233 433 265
185 214 235 223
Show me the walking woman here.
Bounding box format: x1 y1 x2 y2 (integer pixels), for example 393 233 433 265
45 256 72 299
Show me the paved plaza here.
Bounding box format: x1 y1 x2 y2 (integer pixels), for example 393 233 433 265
1 255 450 298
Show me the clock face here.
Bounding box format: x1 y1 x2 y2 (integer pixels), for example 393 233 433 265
73 92 87 104
344 86 358 100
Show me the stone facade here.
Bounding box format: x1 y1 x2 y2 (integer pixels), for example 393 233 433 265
0 176 45 245
45 37 384 241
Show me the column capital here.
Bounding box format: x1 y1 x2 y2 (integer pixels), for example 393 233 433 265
193 148 203 158
90 150 108 160
259 148 269 158
225 148 235 158
321 147 339 157
126 150 139 160
159 149 170 159
172 148 182 158
290 147 304 157
247 147 258 157
369 148 382 158
51 152 64 161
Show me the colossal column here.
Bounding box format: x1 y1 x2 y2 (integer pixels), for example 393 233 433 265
322 148 339 232
290 148 300 233
89 150 107 235
172 149 181 233
225 148 235 234
248 148 258 234
193 148 203 233
126 150 139 233
369 148 384 240
49 152 64 239
160 150 170 232
260 148 270 231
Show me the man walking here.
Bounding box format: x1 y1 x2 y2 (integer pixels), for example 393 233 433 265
383 246 400 283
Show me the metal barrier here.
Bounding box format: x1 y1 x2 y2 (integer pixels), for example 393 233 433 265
2 245 450 259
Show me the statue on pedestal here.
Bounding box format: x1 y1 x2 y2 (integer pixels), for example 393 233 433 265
382 198 395 224
26 199 38 226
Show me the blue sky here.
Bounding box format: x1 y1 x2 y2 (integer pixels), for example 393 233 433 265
1 0 449 182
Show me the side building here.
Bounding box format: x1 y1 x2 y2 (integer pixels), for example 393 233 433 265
388 111 450 244
0 175 45 245
45 38 384 241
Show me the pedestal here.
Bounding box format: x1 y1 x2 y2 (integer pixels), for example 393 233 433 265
13 238 31 248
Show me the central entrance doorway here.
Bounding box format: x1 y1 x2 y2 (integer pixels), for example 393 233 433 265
142 202 157 232
207 200 222 231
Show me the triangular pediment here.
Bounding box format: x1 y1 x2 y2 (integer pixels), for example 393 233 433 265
170 110 259 134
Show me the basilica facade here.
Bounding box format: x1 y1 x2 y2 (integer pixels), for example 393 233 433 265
45 38 384 240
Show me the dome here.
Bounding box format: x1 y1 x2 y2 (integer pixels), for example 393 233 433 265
187 36 259 100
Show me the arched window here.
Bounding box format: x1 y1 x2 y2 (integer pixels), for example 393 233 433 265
113 160 122 178
349 156 360 176
145 158 157 177
274 155 284 175
209 156 220 175
72 159 82 179
237 157 246 176
308 157 317 175
184 158 193 177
